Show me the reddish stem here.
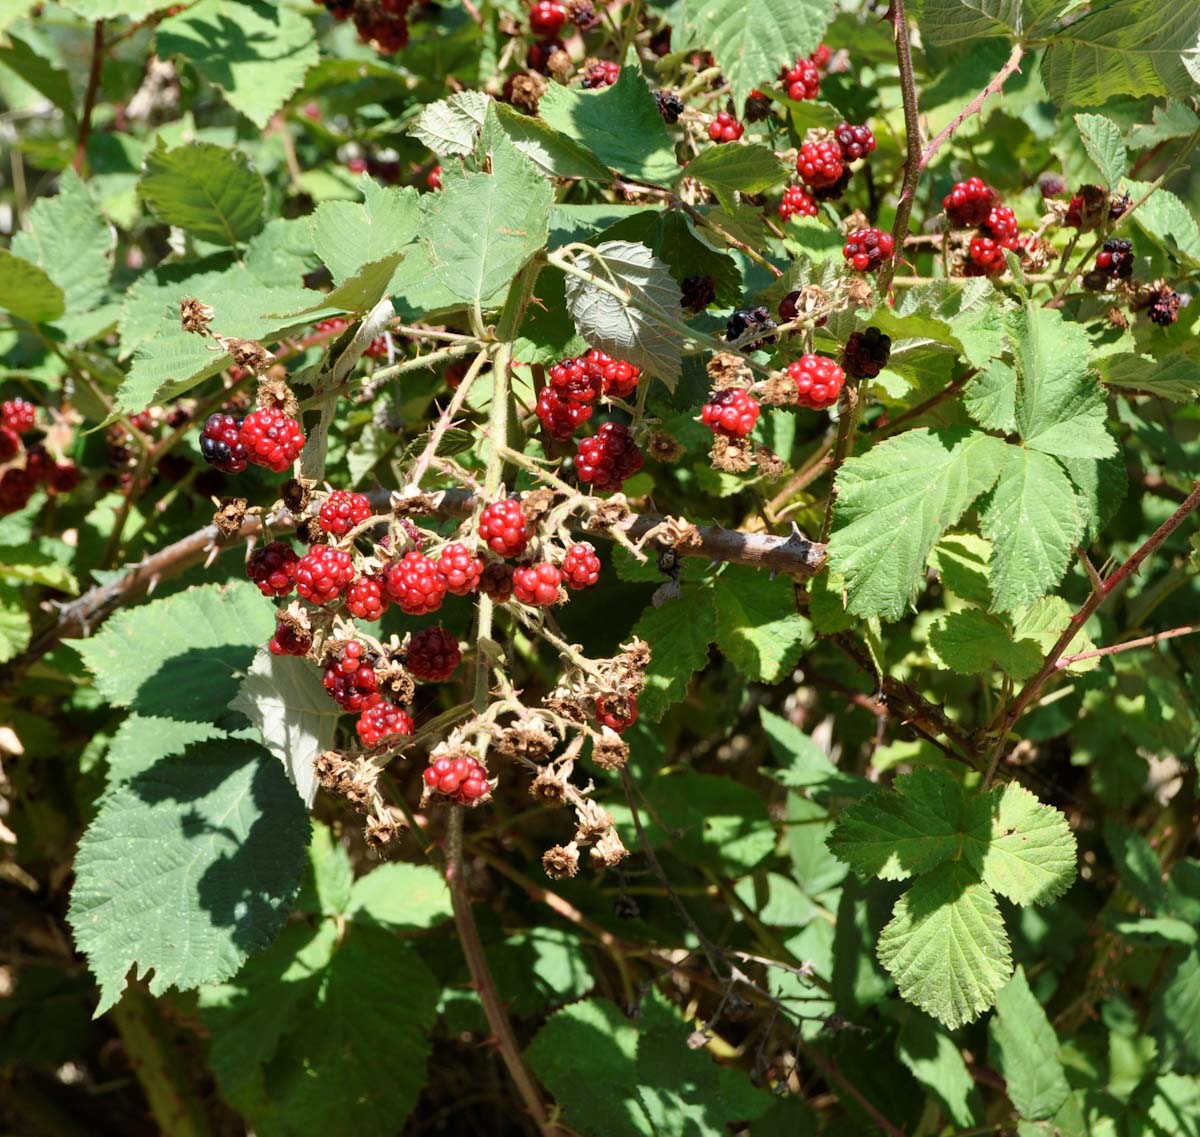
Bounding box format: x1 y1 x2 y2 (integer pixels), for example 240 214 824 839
73 21 106 174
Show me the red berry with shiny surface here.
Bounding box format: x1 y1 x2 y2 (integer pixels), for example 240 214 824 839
596 694 638 732
576 422 644 493
587 349 640 399
966 235 1007 276
529 0 566 35
779 186 819 221
581 60 620 88
788 355 845 410
537 386 594 440
437 542 484 595
842 227 894 273
386 551 447 615
0 427 19 464
548 355 603 405
708 111 744 143
407 626 462 682
0 467 35 514
423 754 491 804
319 490 373 537
199 413 247 474
345 574 389 621
478 499 529 557
981 205 1019 243
781 57 819 101
295 544 356 603
356 701 414 746
796 140 843 189
240 407 306 473
269 622 310 657
513 562 563 606
1 399 36 434
701 389 760 439
561 542 602 589
943 177 997 227
247 541 299 597
322 641 381 711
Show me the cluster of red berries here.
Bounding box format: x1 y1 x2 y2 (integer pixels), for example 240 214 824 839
779 185 818 222
582 60 621 89
200 408 306 474
708 111 744 143
317 0 411 54
940 178 1029 277
788 355 845 410
576 422 643 493
423 752 490 804
0 398 81 515
702 389 760 439
792 122 874 205
537 349 641 441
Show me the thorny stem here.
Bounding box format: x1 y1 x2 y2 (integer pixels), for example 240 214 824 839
1054 622 1200 668
984 480 1200 780
817 380 866 544
406 348 493 488
917 45 1024 172
301 341 477 409
879 0 922 294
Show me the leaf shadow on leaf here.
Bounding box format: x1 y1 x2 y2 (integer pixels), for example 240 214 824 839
125 747 309 958
134 643 260 723
158 6 297 92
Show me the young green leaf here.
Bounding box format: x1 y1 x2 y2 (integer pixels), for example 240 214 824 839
0 249 66 324
928 608 1044 680
973 782 1077 906
68 742 310 1014
713 566 812 683
628 585 716 720
310 178 420 285
827 428 1007 622
1074 113 1128 190
409 89 490 156
683 144 790 213
877 861 1013 1030
989 966 1071 1120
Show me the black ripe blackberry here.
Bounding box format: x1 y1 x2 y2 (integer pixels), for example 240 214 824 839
681 274 717 313
726 306 777 350
200 413 247 474
654 90 685 124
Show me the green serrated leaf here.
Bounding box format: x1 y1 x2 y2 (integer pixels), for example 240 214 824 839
244 217 320 287
68 742 309 1014
409 89 489 156
1074 113 1128 189
759 708 871 800
0 249 65 324
1041 4 1200 108
0 34 76 121
917 0 1025 44
310 177 421 286
157 0 319 129
1012 307 1115 459
0 584 30 664
1099 352 1200 402
104 714 232 786
681 0 834 112
828 428 1007 622
628 585 717 720
422 109 551 308
229 649 338 810
929 608 1044 680
1123 178 1200 266
976 781 1077 905
539 65 679 186
344 863 453 931
564 240 685 389
877 861 1013 1030
683 143 789 212
712 566 812 683
990 966 1071 1120
139 141 266 247
1154 948 1200 1072
898 1015 979 1127
492 101 613 181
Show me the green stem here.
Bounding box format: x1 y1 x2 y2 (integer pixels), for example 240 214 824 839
108 984 214 1137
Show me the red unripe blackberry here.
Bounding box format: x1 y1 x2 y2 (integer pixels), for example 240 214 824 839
295 544 356 603
537 386 593 440
513 562 563 606
587 349 641 398
796 140 843 189
322 641 381 711
561 542 601 589
49 462 81 494
779 186 818 221
581 60 620 89
1147 287 1184 327
0 427 19 464
269 622 311 657
576 422 644 493
834 122 875 162
386 551 446 614
319 489 373 536
527 37 564 73
346 156 369 175
24 444 52 482
423 754 490 804
810 43 831 69
437 542 484 595
2 398 36 434
240 407 306 473
708 111 744 143
200 413 248 473
942 177 997 227
0 467 35 514
357 700 414 747
407 626 462 681
787 355 845 410
1064 184 1108 230
345 574 389 621
843 327 892 380
966 235 1007 276
596 694 638 732
842 227 894 273
701 389 760 439
529 0 566 35
981 205 1019 243
247 541 299 597
781 57 819 101
1039 173 1066 198
479 499 529 557
427 165 442 191
1094 238 1134 280
549 354 603 405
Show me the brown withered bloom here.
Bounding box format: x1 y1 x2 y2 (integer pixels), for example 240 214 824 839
213 497 248 537
646 430 684 463
216 336 274 374
543 843 581 879
281 477 315 514
591 729 629 771
758 370 799 407
589 828 629 869
707 351 753 389
180 297 214 334
364 815 401 849
256 375 300 419
710 435 756 473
